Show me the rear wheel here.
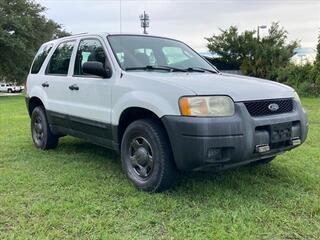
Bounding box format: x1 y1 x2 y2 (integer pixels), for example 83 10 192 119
31 106 59 150
7 89 12 93
121 119 176 192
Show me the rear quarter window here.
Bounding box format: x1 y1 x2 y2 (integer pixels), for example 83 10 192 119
47 41 75 75
31 44 53 74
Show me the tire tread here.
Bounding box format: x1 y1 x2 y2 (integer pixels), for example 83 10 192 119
31 106 59 150
121 118 176 192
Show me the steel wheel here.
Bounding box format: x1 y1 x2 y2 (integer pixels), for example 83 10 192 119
32 114 44 146
121 119 177 192
31 106 59 150
129 137 154 179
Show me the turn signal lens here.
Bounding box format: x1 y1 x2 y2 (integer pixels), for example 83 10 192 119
179 97 192 116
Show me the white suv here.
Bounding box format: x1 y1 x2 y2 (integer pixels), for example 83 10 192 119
25 33 308 192
0 83 22 93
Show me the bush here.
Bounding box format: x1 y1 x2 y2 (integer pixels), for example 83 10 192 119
275 64 320 97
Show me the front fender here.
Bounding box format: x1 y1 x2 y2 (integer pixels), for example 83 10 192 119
112 90 179 125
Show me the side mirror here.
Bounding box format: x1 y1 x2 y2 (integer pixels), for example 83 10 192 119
82 61 112 78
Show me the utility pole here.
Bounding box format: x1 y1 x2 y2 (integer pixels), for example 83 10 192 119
119 0 122 33
139 11 150 34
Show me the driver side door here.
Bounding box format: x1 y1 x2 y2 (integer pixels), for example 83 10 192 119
64 37 115 147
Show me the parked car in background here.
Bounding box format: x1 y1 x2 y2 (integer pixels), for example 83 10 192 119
0 83 23 93
25 33 308 192
16 85 24 92
13 85 22 93
1 83 14 93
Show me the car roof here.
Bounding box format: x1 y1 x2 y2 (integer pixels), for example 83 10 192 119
42 33 179 47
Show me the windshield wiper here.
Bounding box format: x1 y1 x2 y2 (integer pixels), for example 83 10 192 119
185 67 218 74
197 67 218 74
125 65 186 72
185 67 205 73
157 65 187 72
126 66 170 71
125 65 217 74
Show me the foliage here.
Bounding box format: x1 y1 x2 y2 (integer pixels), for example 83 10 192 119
0 0 70 84
206 23 320 96
276 33 320 97
314 33 320 91
315 33 320 70
206 26 256 70
206 22 298 80
276 64 320 96
1 96 320 239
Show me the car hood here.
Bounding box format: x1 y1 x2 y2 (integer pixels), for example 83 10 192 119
127 72 295 102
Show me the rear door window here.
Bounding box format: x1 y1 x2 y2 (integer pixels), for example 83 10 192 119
47 41 75 75
31 44 53 74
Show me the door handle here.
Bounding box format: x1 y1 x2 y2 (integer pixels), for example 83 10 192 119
41 82 49 88
69 84 79 91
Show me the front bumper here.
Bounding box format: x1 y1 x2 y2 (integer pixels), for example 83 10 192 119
161 100 308 171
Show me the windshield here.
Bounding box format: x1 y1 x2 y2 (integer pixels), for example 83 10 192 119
108 35 218 72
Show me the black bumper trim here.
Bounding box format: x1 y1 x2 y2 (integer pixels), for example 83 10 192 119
161 101 308 171
182 133 244 138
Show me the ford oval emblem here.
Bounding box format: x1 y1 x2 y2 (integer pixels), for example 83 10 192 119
268 103 279 111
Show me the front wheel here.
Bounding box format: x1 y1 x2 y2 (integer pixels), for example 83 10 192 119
121 119 177 192
31 106 59 150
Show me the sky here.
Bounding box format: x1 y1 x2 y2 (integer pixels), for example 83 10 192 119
35 0 320 52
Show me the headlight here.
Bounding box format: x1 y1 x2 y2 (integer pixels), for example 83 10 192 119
293 91 301 104
179 96 235 117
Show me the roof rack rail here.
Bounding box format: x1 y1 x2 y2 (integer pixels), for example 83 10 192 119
70 32 89 36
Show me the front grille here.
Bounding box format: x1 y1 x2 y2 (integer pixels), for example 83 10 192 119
244 98 293 117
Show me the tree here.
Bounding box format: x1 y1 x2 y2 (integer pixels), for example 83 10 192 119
0 0 70 84
206 22 298 80
313 32 320 94
315 32 320 71
206 26 256 70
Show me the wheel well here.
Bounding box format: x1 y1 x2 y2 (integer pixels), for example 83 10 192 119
28 97 44 117
117 107 163 147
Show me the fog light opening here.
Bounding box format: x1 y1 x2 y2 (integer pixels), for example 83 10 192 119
255 144 270 153
207 148 222 160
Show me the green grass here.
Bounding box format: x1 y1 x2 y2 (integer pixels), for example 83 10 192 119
0 96 319 239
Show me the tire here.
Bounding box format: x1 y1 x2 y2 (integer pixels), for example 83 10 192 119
121 119 177 192
7 89 12 93
31 106 59 150
251 156 276 166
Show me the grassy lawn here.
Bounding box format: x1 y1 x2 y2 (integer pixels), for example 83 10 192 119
0 96 319 239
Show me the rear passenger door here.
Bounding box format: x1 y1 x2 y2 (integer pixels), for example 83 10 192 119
44 40 76 117
64 37 114 143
